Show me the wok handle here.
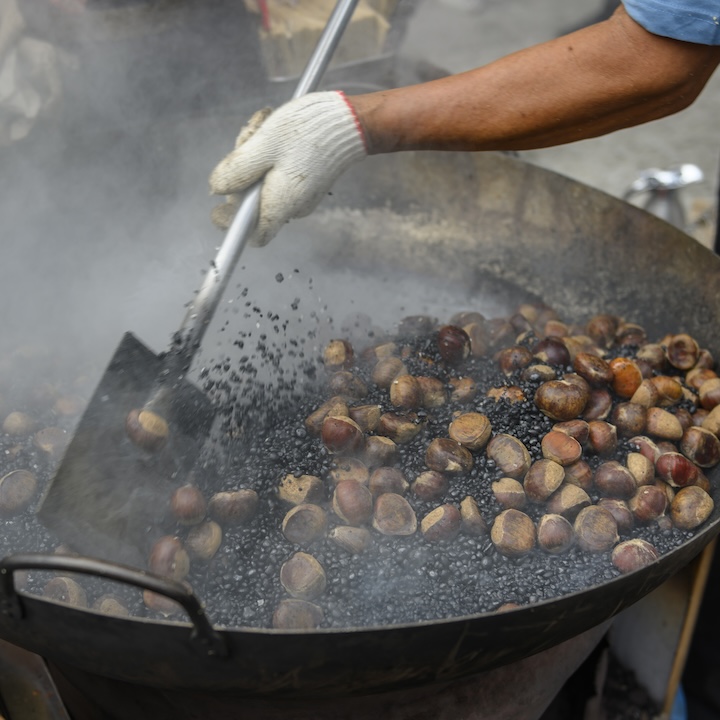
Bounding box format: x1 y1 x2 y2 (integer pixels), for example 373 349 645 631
0 553 228 659
172 0 361 363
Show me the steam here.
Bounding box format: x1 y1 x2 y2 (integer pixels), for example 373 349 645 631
1 0 545 586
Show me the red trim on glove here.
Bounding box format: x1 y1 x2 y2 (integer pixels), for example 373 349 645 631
337 91 368 153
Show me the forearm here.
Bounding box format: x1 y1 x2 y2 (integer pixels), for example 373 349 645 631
350 6 720 154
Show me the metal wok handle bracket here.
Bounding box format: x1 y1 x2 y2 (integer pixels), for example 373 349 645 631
0 553 228 659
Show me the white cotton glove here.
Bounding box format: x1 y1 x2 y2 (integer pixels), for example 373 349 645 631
209 91 367 247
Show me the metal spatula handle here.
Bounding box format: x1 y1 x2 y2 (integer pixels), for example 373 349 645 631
175 0 361 361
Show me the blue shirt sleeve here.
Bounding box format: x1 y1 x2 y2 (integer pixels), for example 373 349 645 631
623 0 720 44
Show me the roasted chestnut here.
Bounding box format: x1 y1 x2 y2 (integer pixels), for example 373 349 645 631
185 521 223 561
448 377 478 403
363 436 399 467
421 504 462 543
626 452 654 487
347 405 382 432
282 504 328 546
630 379 660 408
372 493 417 536
608 358 643 398
651 376 683 407
645 407 683 441
125 409 169 452
53 394 86 418
574 506 618 553
597 498 634 533
541 430 582 466
170 485 206 526
329 526 372 554
612 539 659 573
581 388 613 421
615 322 647 347
426 438 473 474
563 460 594 491
534 380 588 421
412 470 449 502
666 334 699 370
416 376 447 407
537 514 574 554
686 367 717 391
328 372 368 400
148 536 190 581
43 577 87 608
635 343 667 373
305 397 349 436
497 346 534 375
533 336 571 367
272 599 324 629
368 467 409 497
0 469 37 516
92 594 130 617
390 375 422 410
490 509 536 557
572 353 613 387
586 421 617 457
332 481 373 526
436 325 471 365
492 477 527 509
328 458 370 486
486 434 531 479
699 378 720 410
33 427 68 459
655 452 700 488
585 314 619 348
523 459 565 503
377 412 423 444
448 412 492 451
629 435 662 464
2 411 36 437
208 489 259 525
670 486 714 530
552 419 589 445
280 552 327 601
546 484 591 520
594 461 636 500
459 495 488 535
610 403 646 437
143 590 183 617
321 415 364 454
371 357 407 388
628 486 667 523
322 339 354 371
680 426 720 468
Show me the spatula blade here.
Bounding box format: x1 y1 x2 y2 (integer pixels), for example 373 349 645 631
38 333 214 567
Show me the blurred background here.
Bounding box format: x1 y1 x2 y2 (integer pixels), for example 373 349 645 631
406 0 720 249
2 0 717 363
0 0 718 717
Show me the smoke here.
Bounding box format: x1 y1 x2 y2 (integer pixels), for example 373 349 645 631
0 1 269 376
0 0 590 582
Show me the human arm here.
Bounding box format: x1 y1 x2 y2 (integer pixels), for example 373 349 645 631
209 4 720 244
350 5 720 154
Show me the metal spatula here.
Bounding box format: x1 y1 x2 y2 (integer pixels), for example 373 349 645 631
38 0 362 567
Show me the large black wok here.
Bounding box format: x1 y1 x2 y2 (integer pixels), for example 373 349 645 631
1 150 719 698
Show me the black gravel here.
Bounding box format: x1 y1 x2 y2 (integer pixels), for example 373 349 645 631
184 324 700 629
0 317 712 630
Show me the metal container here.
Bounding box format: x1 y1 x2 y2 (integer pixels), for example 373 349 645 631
1 150 719 702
